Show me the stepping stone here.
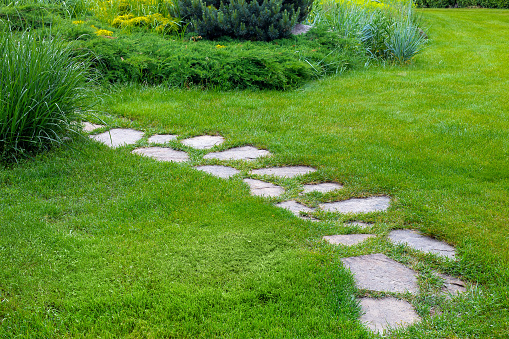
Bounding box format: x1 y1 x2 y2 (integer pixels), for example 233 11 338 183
276 200 314 216
319 196 391 214
346 221 373 229
82 122 103 132
250 166 316 178
243 179 284 198
132 147 189 163
438 273 467 295
195 165 240 179
181 135 224 150
148 134 178 144
323 234 375 246
291 23 312 35
388 229 456 259
341 253 418 293
204 146 271 161
359 297 421 334
302 182 342 194
90 128 144 148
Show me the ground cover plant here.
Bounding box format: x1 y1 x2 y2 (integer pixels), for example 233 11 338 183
1 4 509 339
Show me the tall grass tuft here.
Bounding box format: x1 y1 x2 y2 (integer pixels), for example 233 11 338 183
0 30 91 163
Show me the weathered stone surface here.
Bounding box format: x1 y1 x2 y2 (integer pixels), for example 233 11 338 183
359 297 421 334
276 200 314 216
90 128 144 148
319 196 391 214
148 134 178 144
82 122 103 132
291 23 312 35
204 146 271 161
323 234 375 246
181 135 224 149
132 147 189 162
302 182 342 194
195 165 240 179
388 229 456 259
250 166 316 178
346 221 373 229
438 273 467 295
341 253 418 293
243 179 284 197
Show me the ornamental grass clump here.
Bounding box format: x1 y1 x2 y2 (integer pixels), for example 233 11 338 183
0 31 91 163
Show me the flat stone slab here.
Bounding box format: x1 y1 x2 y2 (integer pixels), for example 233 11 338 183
276 200 314 216
82 122 103 132
243 179 284 198
388 229 456 259
346 221 373 229
181 135 224 149
438 273 467 295
359 297 421 334
319 196 391 214
195 165 240 179
341 253 418 293
250 166 316 178
90 128 144 148
302 182 342 194
203 146 271 161
132 147 189 163
323 234 375 246
291 23 312 35
148 134 178 144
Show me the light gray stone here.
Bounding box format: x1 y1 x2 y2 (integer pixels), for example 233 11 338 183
250 166 316 178
438 273 467 295
181 135 224 149
276 200 314 216
302 182 342 194
319 196 391 214
341 253 418 293
195 165 240 179
148 134 178 144
204 146 271 161
82 122 103 132
291 24 312 35
346 221 373 229
388 229 456 259
132 147 189 163
323 234 375 246
359 297 421 334
243 179 284 197
90 128 144 148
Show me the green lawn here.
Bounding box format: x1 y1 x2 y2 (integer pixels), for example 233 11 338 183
1 9 508 338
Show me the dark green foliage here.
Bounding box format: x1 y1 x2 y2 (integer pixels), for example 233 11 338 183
414 0 508 7
73 28 362 90
178 0 314 41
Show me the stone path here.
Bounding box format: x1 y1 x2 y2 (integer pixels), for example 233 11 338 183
87 125 466 335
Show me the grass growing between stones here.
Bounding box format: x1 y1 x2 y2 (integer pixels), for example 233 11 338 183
1 8 509 338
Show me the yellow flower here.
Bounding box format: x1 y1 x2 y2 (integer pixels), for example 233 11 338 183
72 20 84 25
95 29 114 36
216 44 226 48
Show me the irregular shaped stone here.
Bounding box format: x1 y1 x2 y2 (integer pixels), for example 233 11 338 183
195 165 240 179
323 234 375 246
359 297 421 334
438 273 467 295
341 253 418 293
346 221 373 229
319 196 391 214
243 179 284 198
291 23 312 35
388 229 456 259
276 200 314 216
132 147 189 163
82 122 103 132
302 182 342 194
181 135 224 149
90 128 144 148
250 166 316 178
148 134 178 144
204 146 271 161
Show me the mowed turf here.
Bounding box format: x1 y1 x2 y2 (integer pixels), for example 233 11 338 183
1 9 508 338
